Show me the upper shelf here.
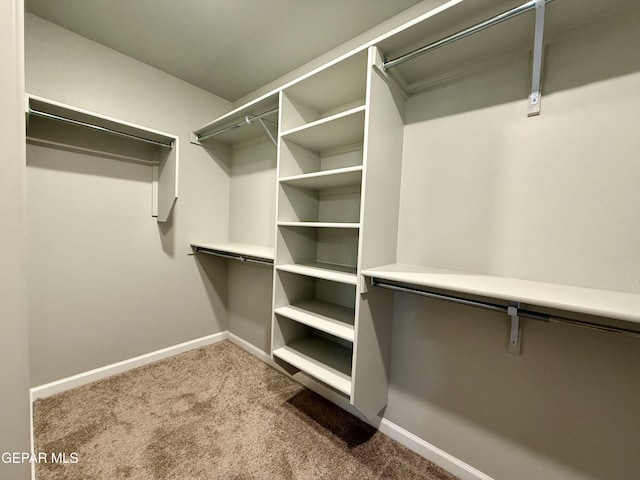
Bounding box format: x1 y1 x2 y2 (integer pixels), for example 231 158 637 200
362 263 640 324
25 94 179 223
192 92 279 146
376 0 639 92
26 94 176 147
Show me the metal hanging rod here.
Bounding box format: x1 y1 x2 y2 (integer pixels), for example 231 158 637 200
371 278 640 339
383 0 555 71
194 247 273 267
28 109 173 148
197 107 279 143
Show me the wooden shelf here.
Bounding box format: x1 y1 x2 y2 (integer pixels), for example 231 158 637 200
277 262 357 285
275 300 355 342
277 222 360 229
362 264 640 324
273 336 352 395
191 242 274 262
279 166 363 189
280 106 366 152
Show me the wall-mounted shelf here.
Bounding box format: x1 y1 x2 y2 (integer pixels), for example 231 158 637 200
190 242 274 265
192 92 279 146
362 263 640 325
25 94 179 223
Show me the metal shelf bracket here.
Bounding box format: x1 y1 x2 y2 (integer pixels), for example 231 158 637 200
508 303 522 355
528 0 546 117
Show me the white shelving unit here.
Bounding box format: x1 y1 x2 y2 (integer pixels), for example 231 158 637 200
273 50 368 400
271 48 397 419
25 94 179 222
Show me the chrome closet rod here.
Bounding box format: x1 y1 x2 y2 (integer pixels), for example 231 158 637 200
370 278 640 339
194 248 273 266
383 0 555 71
28 109 173 148
197 107 279 142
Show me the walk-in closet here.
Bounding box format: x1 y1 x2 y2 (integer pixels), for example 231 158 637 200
2 1 639 479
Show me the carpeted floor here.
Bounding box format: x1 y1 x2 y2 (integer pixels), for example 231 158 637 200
33 341 458 479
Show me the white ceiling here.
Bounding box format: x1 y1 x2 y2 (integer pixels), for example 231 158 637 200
25 0 423 101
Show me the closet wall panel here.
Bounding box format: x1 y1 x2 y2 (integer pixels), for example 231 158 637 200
25 13 233 386
0 0 30 474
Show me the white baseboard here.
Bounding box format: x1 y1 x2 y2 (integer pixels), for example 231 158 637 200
379 419 494 480
226 331 272 364
29 331 228 402
29 330 491 480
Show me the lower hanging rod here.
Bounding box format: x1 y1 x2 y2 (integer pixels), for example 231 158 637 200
28 109 173 148
371 278 640 338
194 248 273 267
383 0 555 71
197 107 279 143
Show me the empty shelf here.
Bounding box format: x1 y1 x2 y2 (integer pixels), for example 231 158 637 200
277 222 360 229
277 263 357 284
279 166 363 189
275 300 355 342
273 336 352 395
27 94 175 146
191 242 274 263
280 106 366 152
362 263 640 324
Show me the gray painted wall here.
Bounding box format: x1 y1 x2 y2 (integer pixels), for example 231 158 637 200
0 0 30 478
385 11 640 480
25 14 233 386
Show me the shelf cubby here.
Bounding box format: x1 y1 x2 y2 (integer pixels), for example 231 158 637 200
274 271 355 341
280 106 365 152
279 140 363 178
277 224 358 275
272 315 353 396
280 50 368 132
278 183 361 224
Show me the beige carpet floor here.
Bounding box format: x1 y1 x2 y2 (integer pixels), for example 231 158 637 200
33 340 458 480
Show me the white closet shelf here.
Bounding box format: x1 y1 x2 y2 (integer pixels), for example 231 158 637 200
192 92 279 145
277 263 357 285
362 264 640 324
279 166 363 189
190 242 274 262
26 94 176 146
278 222 360 229
273 336 352 395
280 106 366 152
275 300 355 342
26 94 179 223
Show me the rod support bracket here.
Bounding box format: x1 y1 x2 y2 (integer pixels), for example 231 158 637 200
528 0 546 117
508 303 522 355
